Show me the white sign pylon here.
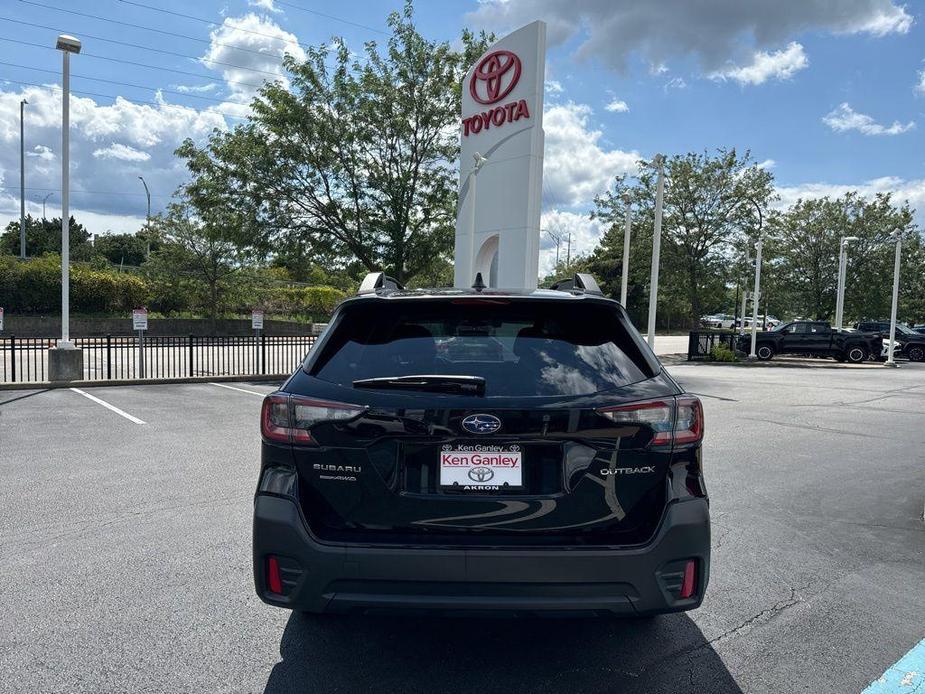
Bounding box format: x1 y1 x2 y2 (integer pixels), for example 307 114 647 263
454 21 546 290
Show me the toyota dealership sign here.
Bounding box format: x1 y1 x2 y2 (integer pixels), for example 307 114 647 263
454 22 546 290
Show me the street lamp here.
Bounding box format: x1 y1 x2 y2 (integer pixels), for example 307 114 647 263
138 176 151 257
466 152 488 285
834 236 860 331
748 236 764 359
56 33 80 349
646 154 666 349
42 192 53 220
885 228 902 368
20 98 27 259
620 191 631 306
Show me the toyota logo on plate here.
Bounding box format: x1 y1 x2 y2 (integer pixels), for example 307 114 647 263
469 50 522 105
461 414 502 434
468 467 495 483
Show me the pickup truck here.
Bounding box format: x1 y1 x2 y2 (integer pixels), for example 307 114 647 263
856 321 925 362
737 321 882 362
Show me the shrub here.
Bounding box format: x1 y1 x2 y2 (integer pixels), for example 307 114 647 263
709 343 739 362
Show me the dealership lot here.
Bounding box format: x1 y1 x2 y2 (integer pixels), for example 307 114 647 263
1 364 923 694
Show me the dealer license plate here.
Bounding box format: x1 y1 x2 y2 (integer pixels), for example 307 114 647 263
439 445 523 489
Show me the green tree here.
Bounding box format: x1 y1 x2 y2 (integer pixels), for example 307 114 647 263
771 192 917 322
591 149 774 328
1 215 94 260
177 2 492 286
93 232 150 267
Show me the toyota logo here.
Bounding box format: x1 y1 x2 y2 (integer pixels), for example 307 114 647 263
468 467 495 483
470 50 522 105
461 414 502 434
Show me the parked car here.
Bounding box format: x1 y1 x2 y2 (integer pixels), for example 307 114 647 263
737 315 781 329
700 313 736 329
737 320 882 362
253 272 710 617
856 321 925 362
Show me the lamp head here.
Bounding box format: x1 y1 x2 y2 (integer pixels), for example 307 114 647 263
56 34 81 54
622 192 631 205
21 98 28 105
842 236 859 245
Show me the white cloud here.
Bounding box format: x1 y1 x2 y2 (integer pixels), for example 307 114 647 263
248 0 282 13
545 79 564 95
664 77 687 91
757 159 776 170
172 83 219 94
201 13 306 105
0 84 227 225
93 143 151 162
822 103 915 136
604 98 629 113
709 42 808 85
539 210 603 276
468 1 911 74
542 102 639 207
916 70 925 96
27 144 54 161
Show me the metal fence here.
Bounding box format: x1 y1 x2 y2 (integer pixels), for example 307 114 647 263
687 331 739 361
0 334 318 383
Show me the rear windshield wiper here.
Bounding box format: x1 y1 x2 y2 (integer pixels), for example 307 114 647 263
352 374 486 396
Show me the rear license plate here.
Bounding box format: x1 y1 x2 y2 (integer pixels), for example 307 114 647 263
439 445 523 489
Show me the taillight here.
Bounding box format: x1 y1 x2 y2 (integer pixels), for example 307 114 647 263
596 395 703 447
679 559 697 599
260 393 366 445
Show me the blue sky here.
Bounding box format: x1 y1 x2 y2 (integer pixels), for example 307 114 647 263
0 0 923 273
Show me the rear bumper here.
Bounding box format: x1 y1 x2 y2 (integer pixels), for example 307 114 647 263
252 495 710 616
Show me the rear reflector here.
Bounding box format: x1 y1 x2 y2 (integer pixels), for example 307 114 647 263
261 393 366 445
679 560 697 599
267 556 283 594
596 395 704 447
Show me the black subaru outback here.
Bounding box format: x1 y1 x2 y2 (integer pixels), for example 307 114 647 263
253 273 709 616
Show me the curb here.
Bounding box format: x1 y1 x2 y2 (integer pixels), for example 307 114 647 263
0 374 288 391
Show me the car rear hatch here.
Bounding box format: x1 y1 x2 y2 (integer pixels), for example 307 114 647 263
267 296 701 547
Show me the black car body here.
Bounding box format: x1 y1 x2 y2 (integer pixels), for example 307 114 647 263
253 274 709 617
856 321 925 361
739 320 882 362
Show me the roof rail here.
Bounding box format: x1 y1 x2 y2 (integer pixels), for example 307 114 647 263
549 273 604 296
357 272 405 295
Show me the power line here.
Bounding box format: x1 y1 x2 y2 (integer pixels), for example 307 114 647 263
0 184 171 198
6 79 248 120
0 59 258 105
0 16 289 78
116 0 314 52
0 36 268 91
18 0 304 63
271 0 389 36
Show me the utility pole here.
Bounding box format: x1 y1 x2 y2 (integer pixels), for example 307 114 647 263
646 154 666 349
565 231 571 269
885 228 902 368
20 98 28 259
620 192 631 306
138 176 151 257
42 192 52 220
834 236 859 331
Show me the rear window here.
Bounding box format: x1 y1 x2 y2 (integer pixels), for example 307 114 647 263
309 299 653 397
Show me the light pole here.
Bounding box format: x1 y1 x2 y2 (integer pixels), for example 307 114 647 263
42 192 53 220
138 176 151 257
748 236 763 359
646 154 666 349
467 152 487 285
20 98 28 259
57 33 80 347
885 228 902 368
739 245 751 335
834 236 859 331
620 191 631 306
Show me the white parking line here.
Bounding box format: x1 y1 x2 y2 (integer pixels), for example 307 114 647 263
209 382 267 397
70 388 146 425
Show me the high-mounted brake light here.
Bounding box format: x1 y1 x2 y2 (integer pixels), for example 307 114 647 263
261 393 366 445
596 395 703 447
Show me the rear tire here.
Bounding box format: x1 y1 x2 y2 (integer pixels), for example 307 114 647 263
846 346 868 364
907 345 925 362
756 344 774 361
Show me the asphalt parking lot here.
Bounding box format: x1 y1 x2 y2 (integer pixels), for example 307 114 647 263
1 362 923 693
